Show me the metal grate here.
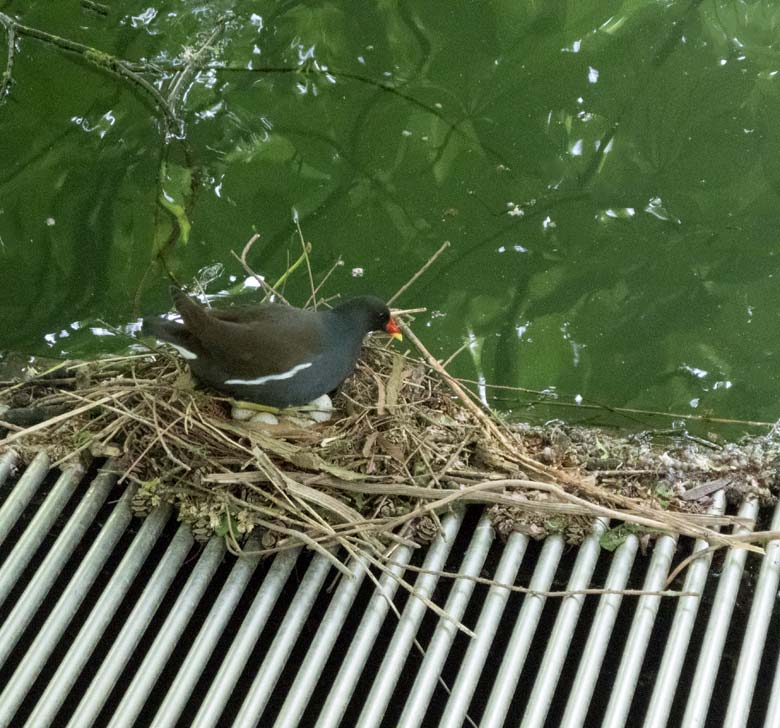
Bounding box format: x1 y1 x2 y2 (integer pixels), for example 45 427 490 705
0 450 778 727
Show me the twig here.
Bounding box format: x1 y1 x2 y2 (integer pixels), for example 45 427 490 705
441 341 469 369
390 307 427 316
231 498 351 575
402 320 597 489
167 18 228 111
665 544 720 587
0 360 74 397
269 240 311 298
349 476 746 550
230 233 290 304
399 317 563 485
664 527 780 587
0 18 14 100
396 563 699 599
388 240 450 305
148 396 191 472
306 257 343 308
195 473 739 528
453 376 777 428
362 547 476 638
80 0 109 15
0 13 178 130
68 354 155 368
0 396 115 447
293 210 317 309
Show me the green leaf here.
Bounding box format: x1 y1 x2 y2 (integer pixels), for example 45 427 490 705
654 485 671 509
600 524 631 551
158 162 192 244
215 510 235 537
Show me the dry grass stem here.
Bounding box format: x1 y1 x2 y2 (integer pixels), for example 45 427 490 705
388 240 450 306
231 233 291 304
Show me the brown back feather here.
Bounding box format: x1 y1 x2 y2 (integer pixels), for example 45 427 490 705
173 291 329 378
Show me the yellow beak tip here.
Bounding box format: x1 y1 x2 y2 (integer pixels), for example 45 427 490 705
391 332 403 342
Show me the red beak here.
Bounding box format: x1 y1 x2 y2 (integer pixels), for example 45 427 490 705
385 317 403 341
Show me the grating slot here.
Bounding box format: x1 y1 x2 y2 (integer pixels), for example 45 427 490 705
356 511 465 728
560 528 639 727
275 554 369 728
640 490 727 727
0 481 136 726
25 503 173 727
399 515 494 727
191 547 300 728
315 544 414 727
151 543 260 727
65 523 195 727
0 465 116 671
601 531 678 727
521 518 608 727
439 530 528 727
725 499 780 727
481 533 565 727
233 550 335 726
0 464 84 610
109 536 227 726
0 451 50 546
682 497 760 726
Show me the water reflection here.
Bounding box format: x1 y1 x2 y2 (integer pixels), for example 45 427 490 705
1 1 780 428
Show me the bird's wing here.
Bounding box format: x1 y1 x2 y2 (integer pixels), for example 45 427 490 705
209 301 290 324
185 303 329 380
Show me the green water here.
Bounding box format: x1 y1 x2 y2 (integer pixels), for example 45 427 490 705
2 0 780 431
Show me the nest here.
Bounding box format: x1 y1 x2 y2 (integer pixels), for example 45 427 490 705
2 327 778 574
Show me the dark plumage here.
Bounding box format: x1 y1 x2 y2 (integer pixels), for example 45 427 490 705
141 289 401 407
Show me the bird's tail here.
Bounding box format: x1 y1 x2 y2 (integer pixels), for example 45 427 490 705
140 316 186 343
141 316 202 360
169 286 211 330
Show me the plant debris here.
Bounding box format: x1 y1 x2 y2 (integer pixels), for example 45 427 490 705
1 332 778 567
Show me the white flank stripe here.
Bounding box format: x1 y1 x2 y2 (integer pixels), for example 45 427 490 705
170 344 198 360
225 361 312 386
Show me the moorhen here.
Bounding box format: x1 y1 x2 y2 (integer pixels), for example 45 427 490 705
142 289 402 408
